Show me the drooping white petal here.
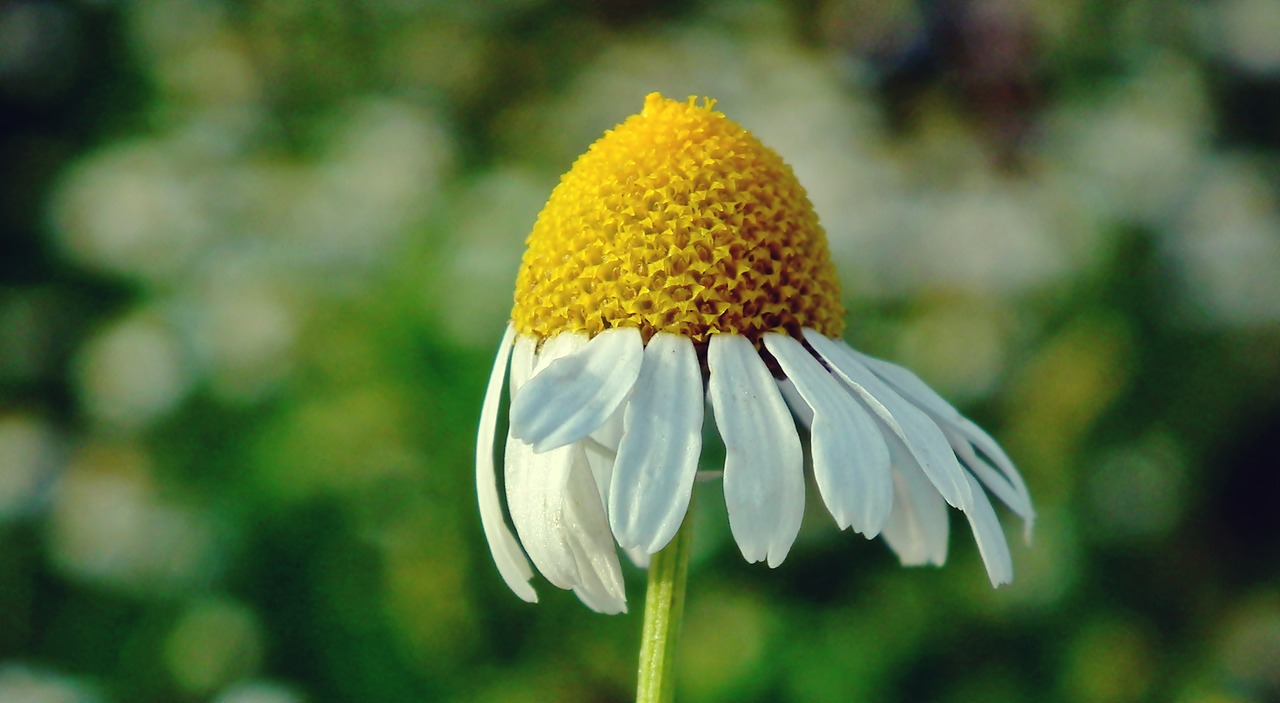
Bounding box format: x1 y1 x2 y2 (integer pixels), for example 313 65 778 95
503 336 591 589
880 436 950 567
509 328 644 453
609 332 704 553
851 348 1034 530
954 416 1035 528
707 334 805 568
562 447 627 613
960 473 1014 587
765 333 893 537
944 424 1034 524
475 324 537 602
848 348 963 421
804 330 973 512
504 437 578 589
509 334 537 397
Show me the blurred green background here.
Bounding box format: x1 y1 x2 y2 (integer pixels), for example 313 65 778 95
3 0 1280 702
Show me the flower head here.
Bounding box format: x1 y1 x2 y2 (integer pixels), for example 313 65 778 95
476 93 1034 613
513 93 844 344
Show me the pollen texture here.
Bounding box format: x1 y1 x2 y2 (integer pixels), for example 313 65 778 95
512 93 845 343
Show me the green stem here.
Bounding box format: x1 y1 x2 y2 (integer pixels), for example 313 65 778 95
636 507 694 703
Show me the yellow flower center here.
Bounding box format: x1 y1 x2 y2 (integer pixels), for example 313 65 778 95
512 93 845 343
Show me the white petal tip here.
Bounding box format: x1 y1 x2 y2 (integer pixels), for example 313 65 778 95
576 591 628 615
737 544 766 565
895 555 937 568
645 533 676 555
625 547 651 569
834 513 882 540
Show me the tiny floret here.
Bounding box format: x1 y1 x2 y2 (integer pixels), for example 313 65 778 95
476 93 1034 614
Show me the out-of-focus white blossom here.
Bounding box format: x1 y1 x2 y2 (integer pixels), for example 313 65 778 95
48 444 221 594
0 664 101 703
75 312 193 431
0 414 61 521
1164 157 1280 327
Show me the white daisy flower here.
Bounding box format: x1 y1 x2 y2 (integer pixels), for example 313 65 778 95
476 94 1034 614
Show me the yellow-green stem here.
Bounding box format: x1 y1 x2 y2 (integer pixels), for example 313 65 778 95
635 508 694 703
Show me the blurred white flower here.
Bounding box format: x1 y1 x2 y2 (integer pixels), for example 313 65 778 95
213 681 306 703
51 140 213 281
900 182 1068 296
437 167 549 347
0 414 62 521
287 98 453 272
1201 0 1280 76
75 312 193 431
1043 53 1210 227
48 444 220 594
1164 157 1280 327
0 664 101 703
190 277 298 402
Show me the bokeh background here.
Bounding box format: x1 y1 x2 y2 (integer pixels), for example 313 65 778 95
3 0 1280 701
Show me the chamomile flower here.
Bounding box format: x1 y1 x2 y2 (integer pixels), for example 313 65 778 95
476 93 1034 614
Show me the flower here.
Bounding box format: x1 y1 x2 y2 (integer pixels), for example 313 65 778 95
476 93 1034 613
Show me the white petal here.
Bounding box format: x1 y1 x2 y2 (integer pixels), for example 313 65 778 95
804 330 973 512
503 336 587 589
505 437 578 589
961 473 1014 587
848 348 962 421
765 333 893 537
625 547 651 569
563 448 627 613
880 437 950 567
822 338 1027 574
944 425 1034 523
510 328 644 453
508 336 627 612
583 404 625 510
509 334 537 396
955 416 1035 530
707 334 805 568
508 436 627 611
610 332 704 553
475 324 537 602
532 330 586 368
777 378 813 430
852 349 1034 530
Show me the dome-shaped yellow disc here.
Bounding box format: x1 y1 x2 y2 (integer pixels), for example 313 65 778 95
512 93 845 343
